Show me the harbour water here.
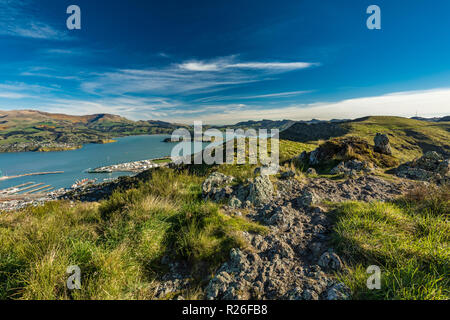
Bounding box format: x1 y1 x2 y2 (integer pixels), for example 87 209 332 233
0 135 202 190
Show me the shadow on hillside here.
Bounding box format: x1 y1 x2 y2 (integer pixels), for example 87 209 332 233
404 130 450 156
280 122 349 142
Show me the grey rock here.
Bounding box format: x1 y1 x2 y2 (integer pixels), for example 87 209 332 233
202 172 234 201
331 160 374 176
374 133 392 155
296 189 319 207
309 149 321 165
318 250 343 271
326 283 351 300
396 152 449 184
248 175 274 206
229 196 242 209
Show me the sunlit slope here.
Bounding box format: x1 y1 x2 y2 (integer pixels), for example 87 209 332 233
281 116 450 162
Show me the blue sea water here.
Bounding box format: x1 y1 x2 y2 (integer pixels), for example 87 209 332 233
0 135 198 190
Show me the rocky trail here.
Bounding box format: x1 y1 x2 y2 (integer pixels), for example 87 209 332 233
157 170 419 300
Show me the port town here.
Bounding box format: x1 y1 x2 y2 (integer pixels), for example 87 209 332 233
0 156 172 211
87 157 171 173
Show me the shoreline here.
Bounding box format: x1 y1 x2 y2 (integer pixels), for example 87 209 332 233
0 134 171 154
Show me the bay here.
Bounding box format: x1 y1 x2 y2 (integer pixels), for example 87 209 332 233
0 135 200 190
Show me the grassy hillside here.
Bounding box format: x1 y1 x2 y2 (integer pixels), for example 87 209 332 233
330 185 449 299
0 110 189 152
0 137 448 300
281 116 450 163
0 168 268 299
0 139 312 299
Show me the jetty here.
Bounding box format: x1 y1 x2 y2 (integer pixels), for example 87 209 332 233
0 171 64 182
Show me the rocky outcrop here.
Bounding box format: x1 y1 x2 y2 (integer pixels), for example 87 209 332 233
201 172 275 208
374 133 392 155
330 160 375 176
396 151 449 184
205 200 348 300
202 172 235 202
205 173 417 301
296 136 398 169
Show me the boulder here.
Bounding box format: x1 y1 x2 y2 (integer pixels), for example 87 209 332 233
374 133 392 155
248 175 274 206
254 164 279 176
309 149 321 165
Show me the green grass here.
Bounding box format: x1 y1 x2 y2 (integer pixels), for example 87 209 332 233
152 158 172 164
182 138 315 184
329 185 449 300
282 116 450 163
344 117 450 162
0 168 267 300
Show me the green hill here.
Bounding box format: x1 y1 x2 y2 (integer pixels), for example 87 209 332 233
0 110 189 153
280 116 450 162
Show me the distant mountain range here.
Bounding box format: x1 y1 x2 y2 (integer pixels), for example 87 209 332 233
410 116 450 122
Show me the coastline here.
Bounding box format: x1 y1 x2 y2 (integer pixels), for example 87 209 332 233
0 134 169 154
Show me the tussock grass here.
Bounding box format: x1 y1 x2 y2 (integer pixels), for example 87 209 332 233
330 186 449 300
0 168 267 300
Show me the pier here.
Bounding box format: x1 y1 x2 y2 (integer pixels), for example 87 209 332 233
0 171 64 182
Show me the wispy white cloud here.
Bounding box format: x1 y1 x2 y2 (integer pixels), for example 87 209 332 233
164 88 450 124
0 1 67 39
178 56 316 72
3 87 448 124
82 56 316 96
0 92 28 99
195 90 312 103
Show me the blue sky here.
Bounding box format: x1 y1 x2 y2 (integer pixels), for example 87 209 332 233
0 0 449 124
